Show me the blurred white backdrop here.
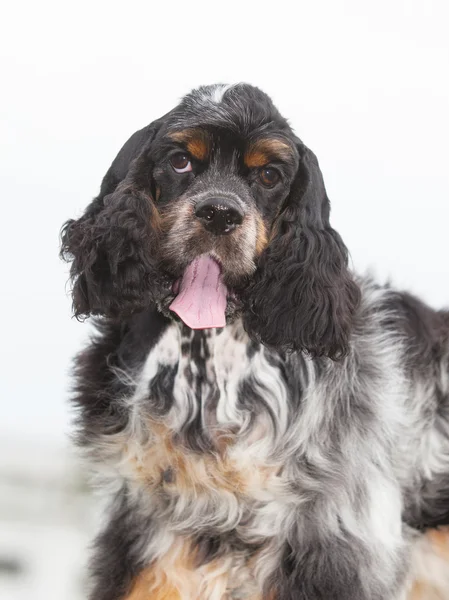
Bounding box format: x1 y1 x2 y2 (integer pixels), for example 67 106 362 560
1 0 448 449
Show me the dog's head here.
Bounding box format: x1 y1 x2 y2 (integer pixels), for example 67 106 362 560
61 83 360 359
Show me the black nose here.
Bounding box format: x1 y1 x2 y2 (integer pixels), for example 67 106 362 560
195 198 244 235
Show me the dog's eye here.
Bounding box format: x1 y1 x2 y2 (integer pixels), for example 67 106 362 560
170 153 192 173
259 167 280 187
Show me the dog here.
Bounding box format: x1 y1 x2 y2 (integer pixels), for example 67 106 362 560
61 83 449 600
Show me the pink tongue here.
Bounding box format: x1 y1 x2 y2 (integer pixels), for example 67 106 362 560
169 255 227 329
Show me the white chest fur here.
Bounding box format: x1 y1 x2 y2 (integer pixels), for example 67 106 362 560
118 323 292 542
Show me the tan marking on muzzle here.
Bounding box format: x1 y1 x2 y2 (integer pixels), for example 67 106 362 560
255 216 268 255
169 129 210 161
150 202 162 232
159 199 195 233
245 138 293 168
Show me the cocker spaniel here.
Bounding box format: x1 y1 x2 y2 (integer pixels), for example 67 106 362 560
61 83 449 600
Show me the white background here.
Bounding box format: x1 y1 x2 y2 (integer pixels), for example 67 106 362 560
1 0 448 444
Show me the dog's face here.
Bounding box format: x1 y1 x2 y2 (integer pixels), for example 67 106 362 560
61 84 360 359
153 122 297 287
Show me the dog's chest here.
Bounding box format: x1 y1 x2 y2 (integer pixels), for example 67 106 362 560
120 323 291 598
126 322 290 531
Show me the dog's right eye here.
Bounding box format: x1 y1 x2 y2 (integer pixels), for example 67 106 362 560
170 153 192 173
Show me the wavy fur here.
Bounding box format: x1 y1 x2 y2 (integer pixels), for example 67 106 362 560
60 83 449 600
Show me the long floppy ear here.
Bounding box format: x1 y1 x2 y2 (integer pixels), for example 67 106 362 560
60 120 165 318
244 144 360 359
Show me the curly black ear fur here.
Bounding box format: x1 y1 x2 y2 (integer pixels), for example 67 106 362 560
244 145 360 360
60 123 164 319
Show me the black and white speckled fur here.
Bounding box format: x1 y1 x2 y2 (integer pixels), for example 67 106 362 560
61 84 449 600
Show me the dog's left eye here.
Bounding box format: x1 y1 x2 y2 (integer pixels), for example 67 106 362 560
170 153 192 173
259 167 280 187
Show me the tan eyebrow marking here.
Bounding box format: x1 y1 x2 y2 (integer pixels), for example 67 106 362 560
244 138 293 168
168 128 210 161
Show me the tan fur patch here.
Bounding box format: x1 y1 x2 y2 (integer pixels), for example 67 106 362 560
245 138 293 168
125 568 180 600
169 129 210 161
408 527 449 600
129 421 245 495
150 203 162 232
245 150 272 169
125 413 284 505
124 537 232 600
426 528 449 561
255 217 268 255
